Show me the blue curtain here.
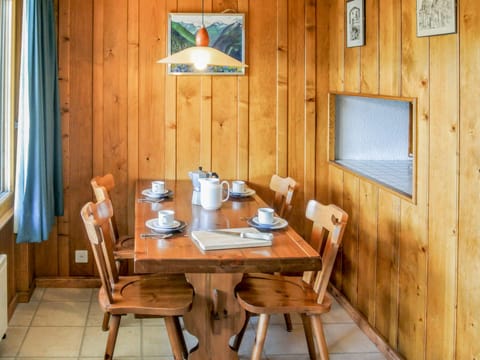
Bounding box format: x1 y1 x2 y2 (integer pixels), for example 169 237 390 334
14 0 64 243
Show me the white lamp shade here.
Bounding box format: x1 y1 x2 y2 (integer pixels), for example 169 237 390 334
157 46 247 68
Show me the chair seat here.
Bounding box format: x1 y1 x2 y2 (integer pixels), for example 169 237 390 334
99 274 193 316
236 273 332 315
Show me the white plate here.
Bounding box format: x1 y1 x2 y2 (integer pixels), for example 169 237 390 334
248 216 288 230
145 219 185 232
229 188 256 198
142 189 170 199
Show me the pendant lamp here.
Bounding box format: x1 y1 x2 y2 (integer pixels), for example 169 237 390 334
157 1 247 71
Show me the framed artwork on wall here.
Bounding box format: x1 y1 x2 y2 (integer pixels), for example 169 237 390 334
166 13 245 75
346 0 365 48
416 0 456 37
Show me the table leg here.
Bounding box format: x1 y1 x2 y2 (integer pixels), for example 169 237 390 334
184 273 246 360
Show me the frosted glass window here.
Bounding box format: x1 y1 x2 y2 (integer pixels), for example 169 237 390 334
330 93 416 200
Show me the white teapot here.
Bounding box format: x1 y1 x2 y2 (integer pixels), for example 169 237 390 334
199 178 229 210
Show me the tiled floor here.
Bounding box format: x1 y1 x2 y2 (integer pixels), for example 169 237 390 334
0 287 385 359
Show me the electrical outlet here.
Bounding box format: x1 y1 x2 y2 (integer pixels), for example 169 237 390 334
75 250 88 263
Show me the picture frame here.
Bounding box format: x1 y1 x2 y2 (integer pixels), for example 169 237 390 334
167 13 245 75
346 0 365 48
416 0 456 37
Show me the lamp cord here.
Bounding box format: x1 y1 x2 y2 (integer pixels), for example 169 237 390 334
201 0 205 27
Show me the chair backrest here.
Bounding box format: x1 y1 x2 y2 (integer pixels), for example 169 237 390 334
269 174 298 219
91 173 115 194
302 200 348 303
91 174 120 239
80 199 119 304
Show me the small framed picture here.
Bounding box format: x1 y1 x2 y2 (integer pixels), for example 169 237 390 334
417 0 456 37
346 0 365 48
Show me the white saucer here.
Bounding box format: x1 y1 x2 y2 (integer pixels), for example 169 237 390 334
248 216 288 230
145 219 185 232
142 189 170 199
229 188 256 198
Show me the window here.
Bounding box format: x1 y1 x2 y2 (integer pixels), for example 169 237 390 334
329 92 417 201
0 0 16 220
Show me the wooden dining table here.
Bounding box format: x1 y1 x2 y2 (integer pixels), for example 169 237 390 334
134 179 321 360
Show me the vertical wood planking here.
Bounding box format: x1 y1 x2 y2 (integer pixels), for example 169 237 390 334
34 228 58 276
92 0 104 176
127 0 139 233
200 75 212 171
357 180 377 323
237 0 249 180
457 0 480 358
69 0 94 275
164 0 178 179
315 0 329 203
304 0 316 213
58 0 71 276
399 0 429 357
248 0 276 197
360 0 378 93
177 75 202 178
375 189 400 347
138 0 166 179
211 0 237 178
341 172 359 306
199 0 212 172
276 0 288 178
344 15 360 94
287 0 305 232
212 77 237 177
344 45 360 92
329 0 344 91
379 0 401 96
102 0 128 235
426 33 458 360
176 0 202 179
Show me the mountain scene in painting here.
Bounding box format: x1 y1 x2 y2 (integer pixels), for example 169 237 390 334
169 15 244 74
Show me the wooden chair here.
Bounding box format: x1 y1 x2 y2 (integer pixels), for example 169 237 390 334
230 175 299 351
235 200 348 359
269 174 298 220
91 174 134 264
80 198 194 360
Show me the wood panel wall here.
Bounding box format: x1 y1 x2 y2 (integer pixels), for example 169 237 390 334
42 1 319 280
7 0 476 358
328 0 480 359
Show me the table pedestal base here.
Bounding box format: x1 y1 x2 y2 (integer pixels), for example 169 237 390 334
184 273 246 360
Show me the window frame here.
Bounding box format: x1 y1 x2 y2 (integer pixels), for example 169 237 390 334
0 0 17 226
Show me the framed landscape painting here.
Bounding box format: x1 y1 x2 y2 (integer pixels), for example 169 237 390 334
417 0 456 37
167 13 245 75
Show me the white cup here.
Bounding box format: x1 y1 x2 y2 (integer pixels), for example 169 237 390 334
232 180 246 193
158 210 175 227
257 208 274 225
152 180 165 194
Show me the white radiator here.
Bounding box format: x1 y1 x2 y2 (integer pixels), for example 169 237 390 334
0 254 7 339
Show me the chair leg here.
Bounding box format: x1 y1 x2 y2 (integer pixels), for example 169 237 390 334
102 312 111 331
311 315 329 360
301 313 316 360
105 314 121 360
173 316 188 359
283 313 293 332
164 316 186 360
231 311 252 351
117 259 129 276
252 314 270 360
